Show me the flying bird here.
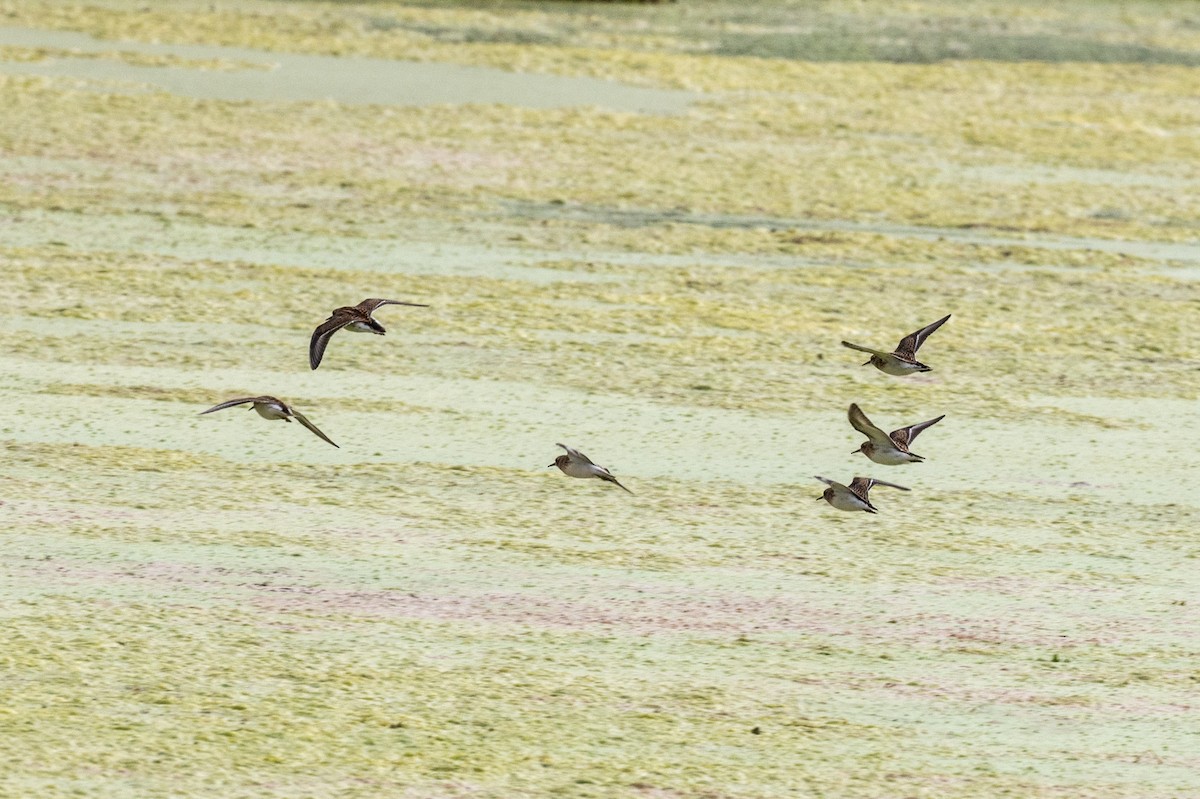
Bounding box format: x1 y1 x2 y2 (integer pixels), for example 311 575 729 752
310 297 429 370
848 403 945 465
814 475 909 513
549 443 633 494
842 313 951 375
198 396 339 448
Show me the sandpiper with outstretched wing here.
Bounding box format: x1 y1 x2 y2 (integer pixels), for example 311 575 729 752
310 297 429 370
848 403 945 465
814 475 908 513
842 313 951 375
198 396 339 448
549 443 633 494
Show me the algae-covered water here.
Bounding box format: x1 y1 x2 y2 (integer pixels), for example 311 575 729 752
1 2 1198 797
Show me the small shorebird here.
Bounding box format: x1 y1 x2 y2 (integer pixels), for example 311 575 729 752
814 475 909 513
198 396 339 448
842 313 951 375
848 403 945 465
549 443 633 494
310 297 429 370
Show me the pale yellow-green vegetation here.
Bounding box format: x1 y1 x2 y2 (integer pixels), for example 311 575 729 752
1 1 1199 797
1 65 1197 241
3 245 1194 420
6 0 1200 83
1 6 1199 241
2 420 1198 798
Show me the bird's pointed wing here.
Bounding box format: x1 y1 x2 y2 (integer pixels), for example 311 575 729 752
850 477 910 498
871 478 910 491
847 477 873 499
198 397 262 415
892 414 945 447
896 314 950 359
289 408 340 448
841 341 890 357
609 477 634 495
848 404 893 446
600 470 634 494
309 311 355 370
357 298 430 314
813 475 849 492
556 443 595 465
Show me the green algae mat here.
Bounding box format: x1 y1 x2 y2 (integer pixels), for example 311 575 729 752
1 2 1198 797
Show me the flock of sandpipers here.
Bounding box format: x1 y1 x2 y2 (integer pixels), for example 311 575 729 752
200 299 951 514
817 312 951 514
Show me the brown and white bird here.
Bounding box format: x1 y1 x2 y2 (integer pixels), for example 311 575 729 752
842 313 951 375
848 403 945 465
549 443 633 494
198 396 339 448
310 298 429 370
814 475 909 513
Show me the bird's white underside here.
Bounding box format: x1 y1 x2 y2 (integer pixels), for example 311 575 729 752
253 403 289 420
827 488 873 512
561 461 610 480
874 356 925 375
864 446 922 465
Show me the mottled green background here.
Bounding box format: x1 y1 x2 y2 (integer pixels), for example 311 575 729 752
1 1 1198 797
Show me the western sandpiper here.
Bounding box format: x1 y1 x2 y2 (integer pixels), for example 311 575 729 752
549 443 633 494
310 297 429 370
848 403 945 465
814 475 909 513
842 313 951 375
199 396 339 448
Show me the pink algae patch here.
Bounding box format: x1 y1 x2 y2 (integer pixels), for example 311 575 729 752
238 580 1169 653
242 583 838 635
7 550 1181 655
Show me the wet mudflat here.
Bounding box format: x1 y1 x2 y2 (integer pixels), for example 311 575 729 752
1 2 1198 797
